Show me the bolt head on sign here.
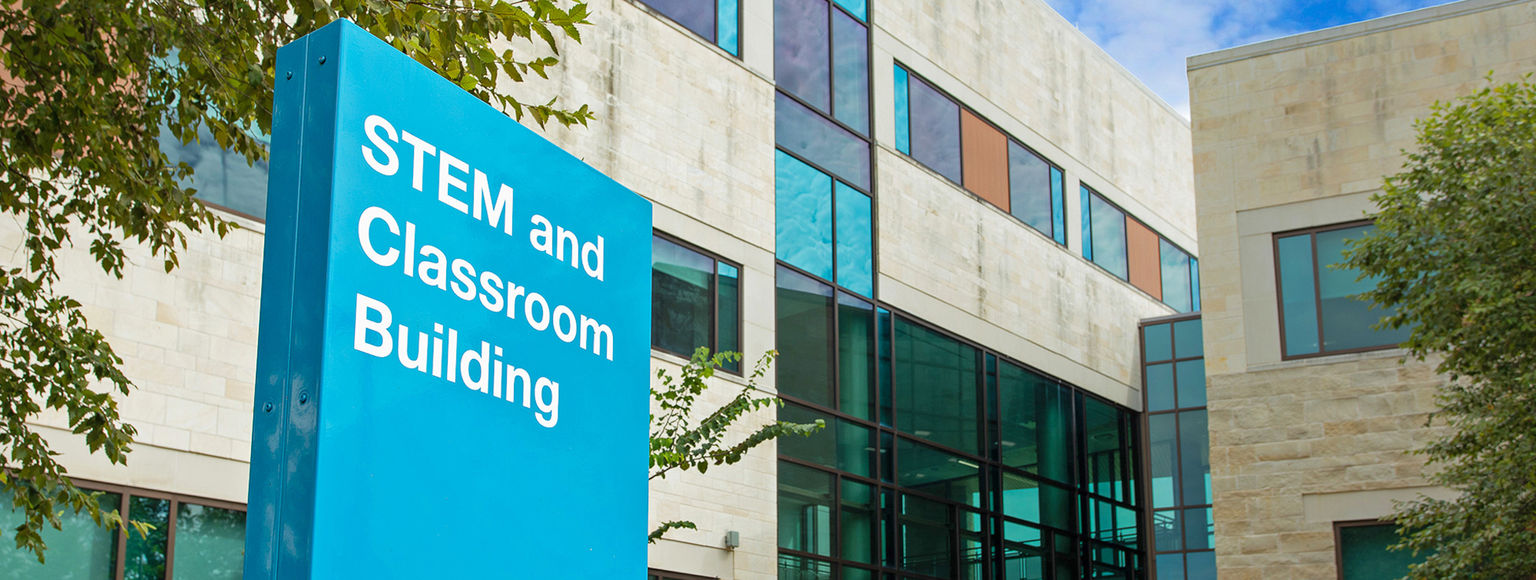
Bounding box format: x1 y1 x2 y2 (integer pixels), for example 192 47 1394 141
247 20 650 579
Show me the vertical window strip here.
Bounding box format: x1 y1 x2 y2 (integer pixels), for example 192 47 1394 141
1050 167 1066 246
717 0 739 55
893 65 910 154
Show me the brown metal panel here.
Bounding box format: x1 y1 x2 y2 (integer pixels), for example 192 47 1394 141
1127 218 1163 300
960 110 1010 212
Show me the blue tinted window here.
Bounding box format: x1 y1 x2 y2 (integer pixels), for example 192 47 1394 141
1146 363 1175 412
1178 411 1211 506
894 66 911 154
1008 142 1054 239
1143 323 1172 362
833 0 866 20
1160 239 1193 312
775 150 834 280
831 11 869 135
1316 225 1410 352
1175 360 1206 408
1190 258 1201 310
717 0 739 54
775 0 831 110
642 0 717 44
1050 167 1066 246
1173 319 1203 358
835 183 873 297
1147 414 1180 509
1277 233 1321 356
1087 191 1128 279
1155 553 1185 580
906 73 961 183
1185 551 1216 579
1080 185 1093 260
159 124 269 219
776 92 871 189
1339 523 1431 580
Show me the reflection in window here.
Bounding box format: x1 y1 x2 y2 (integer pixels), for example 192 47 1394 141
637 0 740 55
776 95 871 190
776 0 869 135
893 319 979 454
776 266 835 407
158 124 269 219
1275 222 1409 357
172 503 246 580
899 67 962 184
773 151 873 295
1083 186 1128 280
0 489 120 579
651 234 742 373
1083 186 1201 311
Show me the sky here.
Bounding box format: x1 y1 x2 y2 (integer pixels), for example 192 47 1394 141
1042 0 1459 116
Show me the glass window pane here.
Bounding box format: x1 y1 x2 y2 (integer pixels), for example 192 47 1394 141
776 93 872 189
1277 233 1320 356
172 503 245 580
1183 507 1214 551
781 403 876 477
641 0 716 43
899 493 956 575
1317 225 1411 352
893 66 910 154
831 11 869 134
1126 218 1163 299
124 496 170 580
1146 363 1175 412
1088 193 1128 279
1001 472 1075 532
160 124 270 220
1080 185 1094 260
1152 509 1183 552
907 74 962 184
775 150 834 280
716 262 741 373
838 293 875 420
893 319 980 454
1185 551 1215 580
1143 323 1172 362
1008 142 1053 237
835 183 874 297
1175 360 1206 408
1339 523 1430 580
1050 167 1066 245
779 462 836 556
1082 398 1128 501
777 265 834 406
774 0 830 110
652 235 715 358
997 363 1073 483
0 490 119 579
1190 257 1201 310
1155 553 1186 580
833 0 866 21
876 307 894 429
778 554 835 580
717 0 739 54
896 438 981 507
1173 319 1203 359
841 480 878 564
1148 414 1181 509
1160 239 1193 312
1003 520 1048 580
1178 411 1212 506
961 111 1010 210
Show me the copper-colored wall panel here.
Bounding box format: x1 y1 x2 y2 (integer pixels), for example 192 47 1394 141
960 111 1010 212
1126 218 1163 300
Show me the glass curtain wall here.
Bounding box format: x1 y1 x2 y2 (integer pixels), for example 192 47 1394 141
1139 315 1213 580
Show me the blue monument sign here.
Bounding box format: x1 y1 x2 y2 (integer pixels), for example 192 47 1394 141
247 20 651 578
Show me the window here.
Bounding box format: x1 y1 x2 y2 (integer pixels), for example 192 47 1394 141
0 482 246 579
1335 521 1430 580
1081 186 1200 312
651 233 742 373
775 0 869 135
1142 315 1214 580
893 64 1067 246
635 0 740 56
774 151 873 297
1275 221 1409 358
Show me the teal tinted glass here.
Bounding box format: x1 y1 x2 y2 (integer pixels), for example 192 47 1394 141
1173 318 1203 358
1143 323 1172 362
1190 257 1201 310
776 93 871 189
776 265 834 406
840 566 876 580
1086 498 1138 548
124 496 170 580
837 293 876 420
1082 398 1128 501
778 554 835 580
1145 363 1175 412
1185 551 1216 580
997 362 1073 483
652 235 715 358
831 11 869 135
0 490 119 579
1155 553 1185 580
1050 167 1066 246
1152 509 1182 551
1147 414 1179 509
781 402 876 477
778 461 836 555
775 150 834 280
1160 239 1193 312
841 480 878 564
1175 360 1206 408
833 0 866 20
159 124 270 219
876 307 894 429
899 494 957 575
1316 225 1410 352
1183 507 1213 551
1001 471 1075 532
1008 142 1054 238
172 503 246 580
835 183 874 296
717 0 739 54
896 438 981 507
893 319 980 453
1088 192 1128 279
1339 523 1429 580
893 65 910 154
1080 185 1094 260
1178 411 1211 506
1276 233 1321 355
716 262 741 372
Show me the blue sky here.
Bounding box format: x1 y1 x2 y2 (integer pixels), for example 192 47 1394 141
1042 0 1458 115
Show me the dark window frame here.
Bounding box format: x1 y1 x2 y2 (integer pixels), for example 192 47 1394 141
1138 314 1214 580
651 231 744 374
1272 219 1401 361
627 0 744 59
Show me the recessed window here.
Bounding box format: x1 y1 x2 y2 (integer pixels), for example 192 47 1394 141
636 0 740 55
1336 521 1430 580
1082 186 1200 312
1275 221 1409 358
651 233 742 373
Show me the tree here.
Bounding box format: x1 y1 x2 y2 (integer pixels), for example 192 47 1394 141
1345 77 1536 579
648 348 822 543
1 0 593 561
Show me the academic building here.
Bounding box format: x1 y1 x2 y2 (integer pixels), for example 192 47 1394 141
0 0 1529 578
